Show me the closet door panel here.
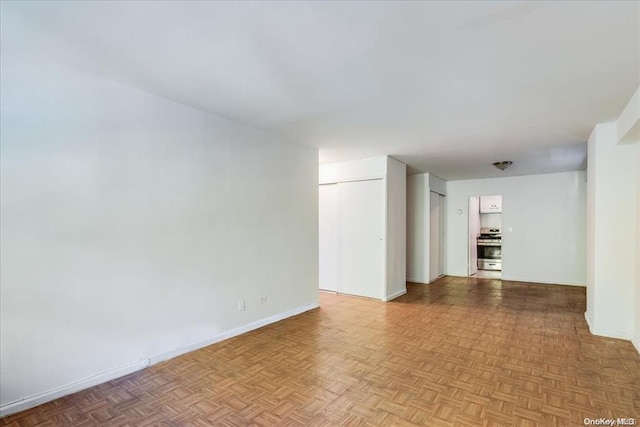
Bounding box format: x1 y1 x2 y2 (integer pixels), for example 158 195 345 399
338 179 384 299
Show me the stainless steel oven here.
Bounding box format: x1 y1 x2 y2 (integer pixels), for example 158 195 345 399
477 228 502 271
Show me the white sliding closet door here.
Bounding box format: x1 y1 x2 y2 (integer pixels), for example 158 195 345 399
319 184 338 291
337 179 384 299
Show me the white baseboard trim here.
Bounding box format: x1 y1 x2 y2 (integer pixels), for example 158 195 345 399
502 276 586 287
0 302 320 418
0 362 145 418
584 312 632 340
428 274 446 284
384 289 407 301
444 272 585 288
584 311 594 331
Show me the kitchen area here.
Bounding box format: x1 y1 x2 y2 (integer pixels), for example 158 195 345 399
468 195 502 279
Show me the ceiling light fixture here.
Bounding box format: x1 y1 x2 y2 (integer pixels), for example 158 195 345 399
493 161 513 171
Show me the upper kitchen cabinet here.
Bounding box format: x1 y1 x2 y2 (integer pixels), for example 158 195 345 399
480 195 502 213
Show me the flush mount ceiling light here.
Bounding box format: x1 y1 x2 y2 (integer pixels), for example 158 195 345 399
493 161 513 171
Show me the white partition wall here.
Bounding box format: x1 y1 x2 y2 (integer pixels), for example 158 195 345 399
468 196 480 276
319 156 406 301
636 127 640 354
319 184 338 292
385 157 407 299
586 122 637 341
406 173 446 284
406 174 429 283
609 86 640 352
429 191 443 282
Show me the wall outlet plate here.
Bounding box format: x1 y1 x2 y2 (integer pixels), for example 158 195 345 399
238 299 245 311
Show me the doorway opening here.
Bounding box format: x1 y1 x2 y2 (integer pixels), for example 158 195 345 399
468 195 502 279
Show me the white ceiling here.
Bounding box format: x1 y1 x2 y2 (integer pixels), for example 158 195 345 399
2 1 639 180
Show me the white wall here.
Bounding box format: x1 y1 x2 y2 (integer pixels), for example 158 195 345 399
586 123 637 340
614 86 640 352
0 19 319 414
446 172 586 285
386 157 407 300
406 174 429 283
406 173 447 284
429 174 447 196
615 86 640 352
635 137 640 352
319 157 386 184
617 87 640 144
586 131 597 321
480 213 502 229
429 192 445 281
611 86 640 350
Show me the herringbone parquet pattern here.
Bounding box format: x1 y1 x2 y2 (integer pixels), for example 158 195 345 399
2 277 639 426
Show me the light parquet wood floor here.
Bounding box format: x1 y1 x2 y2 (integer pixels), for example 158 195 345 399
3 276 640 426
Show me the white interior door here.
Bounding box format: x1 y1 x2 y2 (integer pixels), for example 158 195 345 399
429 191 441 282
468 196 480 275
319 184 338 291
338 179 384 299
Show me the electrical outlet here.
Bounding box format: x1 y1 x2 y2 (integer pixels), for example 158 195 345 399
238 299 245 311
141 358 150 367
259 296 268 304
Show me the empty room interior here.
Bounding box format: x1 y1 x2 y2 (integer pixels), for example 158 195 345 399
1 1 640 426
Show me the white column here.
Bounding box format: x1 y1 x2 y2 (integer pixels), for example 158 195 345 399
586 122 638 339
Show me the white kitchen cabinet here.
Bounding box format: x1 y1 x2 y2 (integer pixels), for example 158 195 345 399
480 195 502 213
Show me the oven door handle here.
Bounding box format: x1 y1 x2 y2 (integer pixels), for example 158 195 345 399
477 242 501 246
